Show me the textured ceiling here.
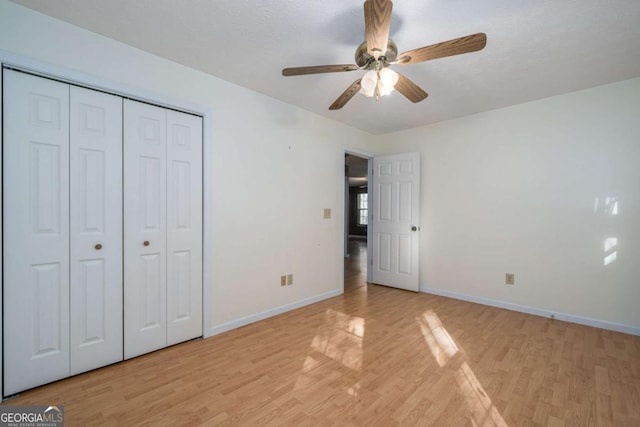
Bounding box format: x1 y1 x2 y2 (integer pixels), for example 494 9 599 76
12 0 640 134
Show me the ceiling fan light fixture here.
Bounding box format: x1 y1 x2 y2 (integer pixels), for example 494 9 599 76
359 68 398 98
359 69 378 97
377 67 399 96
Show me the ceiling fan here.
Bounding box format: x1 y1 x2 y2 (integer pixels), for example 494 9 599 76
282 0 487 110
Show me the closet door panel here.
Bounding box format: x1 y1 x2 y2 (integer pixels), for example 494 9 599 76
166 111 203 345
3 70 70 395
69 86 123 375
124 100 167 359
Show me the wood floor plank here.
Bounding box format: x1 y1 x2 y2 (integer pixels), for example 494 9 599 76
2 240 639 425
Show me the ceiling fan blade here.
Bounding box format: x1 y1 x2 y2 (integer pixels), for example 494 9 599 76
282 64 359 76
364 0 393 59
329 79 362 110
394 73 428 103
396 33 487 65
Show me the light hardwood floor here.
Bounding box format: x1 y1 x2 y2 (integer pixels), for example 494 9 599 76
3 246 640 426
344 238 368 292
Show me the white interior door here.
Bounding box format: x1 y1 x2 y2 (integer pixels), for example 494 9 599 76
69 86 123 374
3 70 71 394
166 111 203 345
124 99 167 359
371 152 420 291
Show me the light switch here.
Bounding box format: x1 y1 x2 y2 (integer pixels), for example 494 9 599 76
323 208 331 219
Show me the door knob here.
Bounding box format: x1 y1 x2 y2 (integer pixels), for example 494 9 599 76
95 243 103 250
411 226 418 232
143 241 150 246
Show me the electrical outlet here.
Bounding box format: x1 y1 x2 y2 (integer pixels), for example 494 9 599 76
505 273 515 285
280 275 287 286
287 274 293 285
323 208 331 219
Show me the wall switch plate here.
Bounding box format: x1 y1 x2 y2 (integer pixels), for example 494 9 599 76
323 208 331 219
505 273 515 285
287 274 293 285
280 275 287 286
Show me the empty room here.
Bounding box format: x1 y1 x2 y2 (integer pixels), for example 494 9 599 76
1 0 639 425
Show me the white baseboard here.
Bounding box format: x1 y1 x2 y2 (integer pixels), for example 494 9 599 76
421 286 640 337
207 289 343 337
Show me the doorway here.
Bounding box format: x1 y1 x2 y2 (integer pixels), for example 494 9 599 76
344 152 370 292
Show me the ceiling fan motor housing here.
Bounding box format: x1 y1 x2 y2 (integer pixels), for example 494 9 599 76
355 39 398 68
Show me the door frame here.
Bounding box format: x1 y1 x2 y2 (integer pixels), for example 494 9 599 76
342 147 374 291
0 50 214 398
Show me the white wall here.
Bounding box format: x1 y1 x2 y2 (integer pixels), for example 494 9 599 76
0 1 371 334
370 78 640 333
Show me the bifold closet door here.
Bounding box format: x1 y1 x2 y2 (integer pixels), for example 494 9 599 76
166 110 203 346
3 71 124 394
69 86 123 375
124 100 203 359
124 100 168 359
3 70 71 395
3 70 200 393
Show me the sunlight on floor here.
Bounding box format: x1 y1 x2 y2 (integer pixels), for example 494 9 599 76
295 309 365 394
309 309 365 372
418 310 459 367
418 310 509 427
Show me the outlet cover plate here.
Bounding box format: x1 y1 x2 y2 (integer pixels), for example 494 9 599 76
505 273 515 285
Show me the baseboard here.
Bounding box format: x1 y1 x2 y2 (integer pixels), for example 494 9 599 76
207 289 343 337
421 286 640 337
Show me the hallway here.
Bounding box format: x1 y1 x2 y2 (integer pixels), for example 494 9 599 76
344 237 367 292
